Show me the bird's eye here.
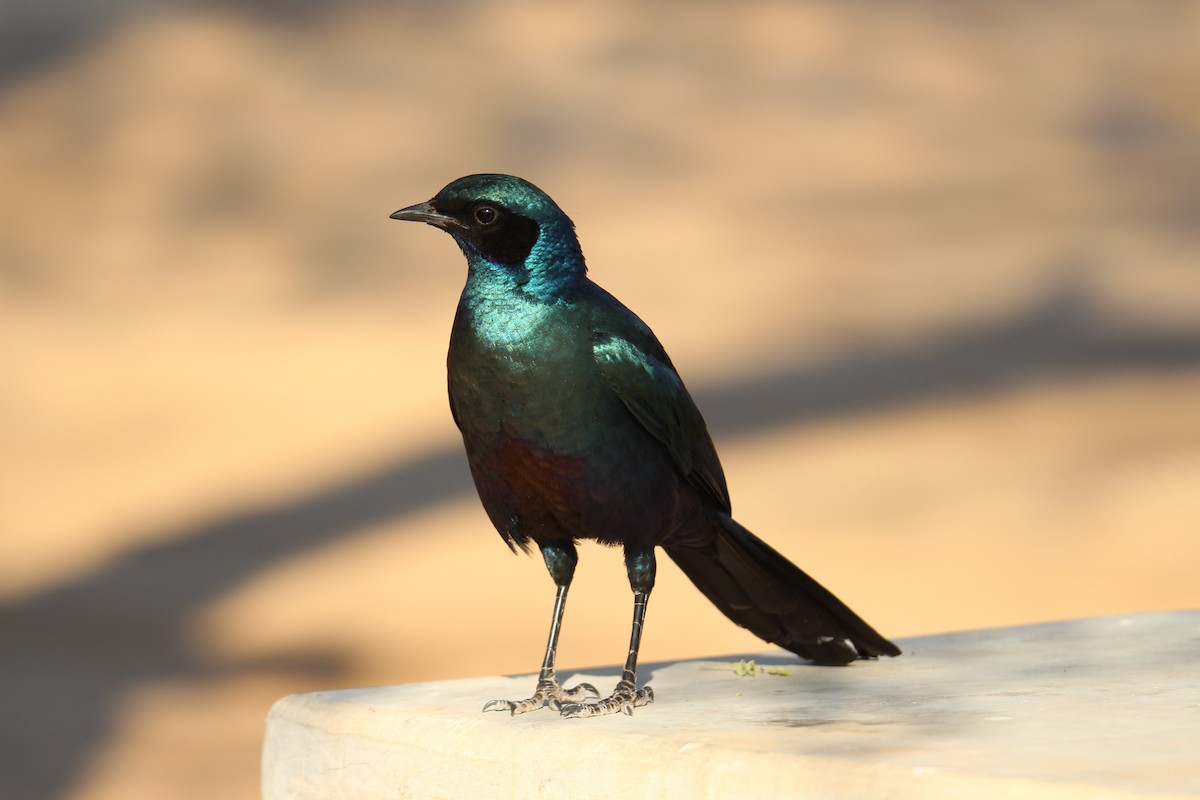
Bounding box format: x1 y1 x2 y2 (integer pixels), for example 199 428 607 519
473 205 498 225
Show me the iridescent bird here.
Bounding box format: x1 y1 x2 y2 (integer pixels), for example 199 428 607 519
391 174 899 718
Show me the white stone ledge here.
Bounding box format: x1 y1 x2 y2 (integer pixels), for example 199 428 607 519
263 611 1199 799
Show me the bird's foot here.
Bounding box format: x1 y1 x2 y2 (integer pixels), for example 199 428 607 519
482 676 599 715
559 679 654 718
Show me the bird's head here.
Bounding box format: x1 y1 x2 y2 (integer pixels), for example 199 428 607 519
391 174 585 297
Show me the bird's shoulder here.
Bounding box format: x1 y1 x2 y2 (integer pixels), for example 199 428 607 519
579 283 672 361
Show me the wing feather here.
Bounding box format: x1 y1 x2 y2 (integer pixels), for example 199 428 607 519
592 328 730 512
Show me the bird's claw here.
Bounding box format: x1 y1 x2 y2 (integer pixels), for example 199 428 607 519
481 698 524 715
565 681 600 699
546 681 599 711
482 678 600 715
559 680 654 718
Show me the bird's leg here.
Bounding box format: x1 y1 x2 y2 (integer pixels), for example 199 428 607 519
483 540 598 715
561 548 656 718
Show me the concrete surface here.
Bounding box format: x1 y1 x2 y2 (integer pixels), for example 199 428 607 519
262 611 1199 799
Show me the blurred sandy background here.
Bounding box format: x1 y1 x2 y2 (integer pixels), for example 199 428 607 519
2 1 1199 798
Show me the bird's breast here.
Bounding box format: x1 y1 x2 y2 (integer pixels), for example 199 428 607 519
458 282 560 352
446 289 705 546
448 295 604 448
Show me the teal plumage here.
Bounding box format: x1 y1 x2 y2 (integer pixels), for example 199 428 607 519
391 174 899 718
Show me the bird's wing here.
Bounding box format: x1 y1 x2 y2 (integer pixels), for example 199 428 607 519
592 317 731 513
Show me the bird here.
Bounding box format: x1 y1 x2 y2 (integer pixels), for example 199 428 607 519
390 174 900 718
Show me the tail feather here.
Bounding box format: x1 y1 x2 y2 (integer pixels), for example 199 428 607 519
665 515 901 665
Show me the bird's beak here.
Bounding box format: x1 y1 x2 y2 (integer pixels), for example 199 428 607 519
389 201 465 231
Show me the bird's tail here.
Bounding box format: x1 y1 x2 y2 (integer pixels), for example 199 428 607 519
664 514 900 664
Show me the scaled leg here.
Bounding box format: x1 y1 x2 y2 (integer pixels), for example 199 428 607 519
561 548 656 718
483 540 598 714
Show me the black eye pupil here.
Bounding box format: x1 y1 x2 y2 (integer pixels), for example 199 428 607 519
474 206 497 225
